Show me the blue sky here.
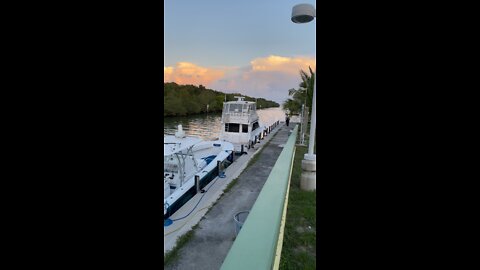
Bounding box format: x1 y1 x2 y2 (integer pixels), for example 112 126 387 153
164 0 316 103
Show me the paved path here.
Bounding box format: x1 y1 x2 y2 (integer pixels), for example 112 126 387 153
165 124 294 270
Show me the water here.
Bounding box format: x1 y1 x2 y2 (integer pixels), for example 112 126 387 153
164 107 286 140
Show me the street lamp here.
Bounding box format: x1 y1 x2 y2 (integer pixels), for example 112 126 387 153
292 3 316 24
292 3 316 191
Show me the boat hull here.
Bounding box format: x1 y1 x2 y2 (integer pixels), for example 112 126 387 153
164 140 234 220
164 167 220 220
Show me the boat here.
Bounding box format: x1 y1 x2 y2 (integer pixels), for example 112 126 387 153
219 96 265 152
164 125 234 219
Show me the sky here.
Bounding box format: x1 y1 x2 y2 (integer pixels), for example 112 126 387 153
164 0 316 104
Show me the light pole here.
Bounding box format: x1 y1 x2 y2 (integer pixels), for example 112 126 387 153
292 3 316 191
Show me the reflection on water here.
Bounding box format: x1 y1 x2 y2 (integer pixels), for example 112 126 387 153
164 107 286 140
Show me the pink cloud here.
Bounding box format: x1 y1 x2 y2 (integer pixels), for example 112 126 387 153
164 62 225 86
164 55 316 103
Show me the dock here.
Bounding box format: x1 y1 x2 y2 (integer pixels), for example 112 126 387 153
164 122 295 269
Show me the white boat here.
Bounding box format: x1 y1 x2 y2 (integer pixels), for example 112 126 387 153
164 125 234 219
219 96 265 152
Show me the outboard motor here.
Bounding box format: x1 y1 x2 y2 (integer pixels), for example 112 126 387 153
175 125 186 138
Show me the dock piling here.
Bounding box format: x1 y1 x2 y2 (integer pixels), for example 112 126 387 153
195 175 200 194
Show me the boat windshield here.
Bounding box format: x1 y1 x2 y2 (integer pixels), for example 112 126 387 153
224 103 256 113
229 104 243 112
164 136 202 156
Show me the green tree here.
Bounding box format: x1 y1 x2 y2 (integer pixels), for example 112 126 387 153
283 66 315 115
163 83 279 117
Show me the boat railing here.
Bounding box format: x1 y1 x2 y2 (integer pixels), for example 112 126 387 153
220 125 298 270
222 112 257 123
222 111 251 117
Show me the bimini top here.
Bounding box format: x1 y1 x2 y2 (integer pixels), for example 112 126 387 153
164 135 202 156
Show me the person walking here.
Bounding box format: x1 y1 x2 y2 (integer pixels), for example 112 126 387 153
286 115 290 127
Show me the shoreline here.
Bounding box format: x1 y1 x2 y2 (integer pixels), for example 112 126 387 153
163 106 281 118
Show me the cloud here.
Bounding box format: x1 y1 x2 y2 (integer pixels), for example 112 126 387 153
251 55 316 75
164 55 315 103
164 62 225 86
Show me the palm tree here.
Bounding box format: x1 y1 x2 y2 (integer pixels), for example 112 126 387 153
283 66 315 115
299 66 315 112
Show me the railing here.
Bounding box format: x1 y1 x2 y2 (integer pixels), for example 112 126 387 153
222 113 257 124
220 125 298 270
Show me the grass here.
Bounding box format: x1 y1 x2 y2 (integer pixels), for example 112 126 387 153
164 223 199 266
204 131 277 214
244 128 278 169
205 176 239 214
223 177 239 194
305 122 316 152
202 130 278 218
219 129 277 200
279 145 317 270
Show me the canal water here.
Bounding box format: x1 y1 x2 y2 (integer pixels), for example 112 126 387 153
164 107 286 140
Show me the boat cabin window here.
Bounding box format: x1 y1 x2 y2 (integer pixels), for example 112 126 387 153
242 124 248 133
224 103 255 113
225 123 240 133
229 104 243 112
252 121 259 131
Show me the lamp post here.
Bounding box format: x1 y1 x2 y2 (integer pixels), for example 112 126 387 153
292 3 316 191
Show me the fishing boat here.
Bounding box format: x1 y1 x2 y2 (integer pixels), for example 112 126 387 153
219 96 265 152
164 125 234 219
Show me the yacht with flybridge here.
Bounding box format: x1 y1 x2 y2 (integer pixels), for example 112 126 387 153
219 96 265 152
164 96 274 221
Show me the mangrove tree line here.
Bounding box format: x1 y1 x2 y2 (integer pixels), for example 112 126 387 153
164 82 279 117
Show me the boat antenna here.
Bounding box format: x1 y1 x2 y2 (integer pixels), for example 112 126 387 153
234 96 245 101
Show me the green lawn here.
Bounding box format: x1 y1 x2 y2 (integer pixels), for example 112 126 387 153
279 145 316 270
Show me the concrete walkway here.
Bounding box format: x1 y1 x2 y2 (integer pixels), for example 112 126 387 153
165 124 295 270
